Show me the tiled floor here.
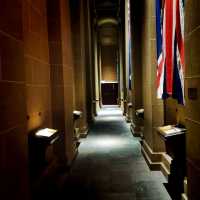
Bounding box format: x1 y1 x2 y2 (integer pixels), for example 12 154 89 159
33 106 171 200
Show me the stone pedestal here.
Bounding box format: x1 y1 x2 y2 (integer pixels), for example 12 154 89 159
126 102 133 122
158 126 186 200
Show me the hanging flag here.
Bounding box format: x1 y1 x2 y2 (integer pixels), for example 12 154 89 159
128 32 132 90
156 0 185 104
156 0 165 98
164 0 176 95
128 0 132 90
172 0 185 104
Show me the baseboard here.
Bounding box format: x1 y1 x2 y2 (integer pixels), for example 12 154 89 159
130 123 142 137
141 145 162 171
79 127 89 138
67 147 79 167
142 140 170 179
181 193 188 200
184 178 187 196
162 153 172 171
126 114 132 123
181 178 188 200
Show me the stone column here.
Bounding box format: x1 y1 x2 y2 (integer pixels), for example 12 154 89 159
93 23 100 114
122 0 129 116
47 0 78 165
70 0 88 138
85 0 95 123
98 43 102 107
124 0 133 121
78 0 89 136
60 0 77 164
47 0 67 163
130 0 143 137
140 0 165 170
118 24 125 111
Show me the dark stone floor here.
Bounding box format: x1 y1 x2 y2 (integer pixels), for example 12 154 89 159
33 107 171 200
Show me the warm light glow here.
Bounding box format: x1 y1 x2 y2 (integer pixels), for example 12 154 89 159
35 128 57 137
97 18 118 26
98 108 122 116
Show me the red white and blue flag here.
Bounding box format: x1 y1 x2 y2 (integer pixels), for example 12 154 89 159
128 0 132 90
156 0 165 99
156 0 185 104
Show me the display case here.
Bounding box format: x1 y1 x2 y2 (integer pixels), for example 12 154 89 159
136 108 144 119
157 124 186 200
28 128 59 177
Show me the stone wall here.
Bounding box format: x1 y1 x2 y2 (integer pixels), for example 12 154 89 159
185 1 200 199
0 0 29 199
101 45 117 82
0 0 79 198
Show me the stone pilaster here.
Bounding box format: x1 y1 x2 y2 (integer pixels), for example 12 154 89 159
185 1 200 199
139 0 165 169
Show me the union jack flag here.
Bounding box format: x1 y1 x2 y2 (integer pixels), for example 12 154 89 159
156 0 185 104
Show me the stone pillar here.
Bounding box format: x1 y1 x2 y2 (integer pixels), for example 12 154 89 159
140 0 165 170
61 0 78 164
93 24 100 114
130 0 143 137
185 1 200 199
84 0 95 123
98 44 102 107
47 0 67 163
48 0 77 165
118 24 125 111
124 0 133 120
78 0 88 136
122 0 129 116
70 0 88 138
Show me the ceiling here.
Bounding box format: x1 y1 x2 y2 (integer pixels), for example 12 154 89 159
93 0 121 19
93 0 122 46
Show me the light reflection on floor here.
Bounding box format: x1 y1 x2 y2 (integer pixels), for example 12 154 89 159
73 105 171 200
97 105 122 117
91 136 128 148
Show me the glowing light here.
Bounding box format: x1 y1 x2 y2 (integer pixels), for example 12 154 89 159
97 18 118 26
35 128 57 137
99 116 122 121
98 109 122 116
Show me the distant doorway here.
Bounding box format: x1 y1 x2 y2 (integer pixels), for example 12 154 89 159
101 82 118 105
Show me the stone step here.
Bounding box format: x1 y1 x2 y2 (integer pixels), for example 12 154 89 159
162 153 172 172
160 162 170 180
